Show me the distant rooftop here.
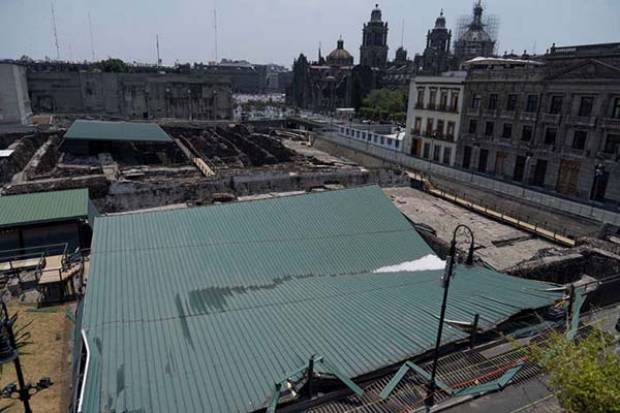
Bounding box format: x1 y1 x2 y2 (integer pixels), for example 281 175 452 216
79 186 560 413
64 120 172 143
547 42 620 58
464 56 544 68
0 188 96 229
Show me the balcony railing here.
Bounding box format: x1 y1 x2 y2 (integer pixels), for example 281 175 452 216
567 115 596 128
427 103 436 110
500 110 516 119
415 103 424 110
600 117 620 130
520 112 538 122
541 113 561 124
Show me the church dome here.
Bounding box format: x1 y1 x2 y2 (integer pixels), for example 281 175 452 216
460 28 492 43
326 38 354 66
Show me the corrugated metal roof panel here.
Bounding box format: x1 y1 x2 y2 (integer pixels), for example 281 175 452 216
80 186 561 413
64 120 172 143
0 188 92 229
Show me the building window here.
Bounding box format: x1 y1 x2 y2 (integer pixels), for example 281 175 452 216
502 123 512 139
549 95 563 114
507 94 518 111
478 149 489 173
463 146 472 169
604 134 620 154
611 97 620 119
578 96 594 117
443 147 452 164
485 121 494 137
426 118 434 136
525 95 539 113
471 94 481 109
380 136 385 145
395 140 400 149
545 127 557 145
417 88 425 107
423 142 431 159
436 120 445 137
440 92 448 110
450 94 459 112
433 145 441 162
513 155 526 182
447 121 455 139
573 130 587 150
428 89 437 109
468 119 478 134
414 117 422 133
531 159 548 187
521 125 533 141
488 94 498 110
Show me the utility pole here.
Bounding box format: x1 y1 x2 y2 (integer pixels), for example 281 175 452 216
51 2 60 60
88 11 96 61
213 8 219 62
156 34 161 67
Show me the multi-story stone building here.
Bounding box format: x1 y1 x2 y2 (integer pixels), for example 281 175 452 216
27 71 233 120
457 43 620 204
404 71 466 165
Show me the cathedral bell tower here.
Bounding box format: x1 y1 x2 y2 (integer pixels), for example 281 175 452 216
360 4 389 68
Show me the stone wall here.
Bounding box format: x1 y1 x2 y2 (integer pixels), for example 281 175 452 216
0 132 48 184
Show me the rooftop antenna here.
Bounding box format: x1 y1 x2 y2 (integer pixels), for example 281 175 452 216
401 18 405 47
213 8 219 62
156 34 161 66
51 2 60 60
88 11 96 61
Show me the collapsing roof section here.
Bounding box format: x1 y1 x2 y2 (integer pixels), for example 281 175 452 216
0 188 97 229
79 186 561 413
64 120 172 143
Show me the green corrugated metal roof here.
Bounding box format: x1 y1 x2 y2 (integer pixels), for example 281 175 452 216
79 186 561 413
0 188 94 229
64 120 172 143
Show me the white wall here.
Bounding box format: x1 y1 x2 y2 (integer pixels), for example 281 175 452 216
0 64 32 125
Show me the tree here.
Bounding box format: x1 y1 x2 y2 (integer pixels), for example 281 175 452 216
359 88 407 122
529 329 620 413
95 58 128 73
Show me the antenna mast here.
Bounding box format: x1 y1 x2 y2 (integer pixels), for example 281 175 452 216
51 2 60 60
88 11 96 61
213 8 218 62
401 18 405 47
156 34 161 67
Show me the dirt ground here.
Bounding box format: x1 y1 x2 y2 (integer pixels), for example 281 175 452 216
0 303 73 413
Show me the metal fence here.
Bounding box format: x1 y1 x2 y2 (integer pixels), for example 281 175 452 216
316 130 620 227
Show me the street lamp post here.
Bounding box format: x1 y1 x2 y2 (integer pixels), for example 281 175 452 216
426 224 475 410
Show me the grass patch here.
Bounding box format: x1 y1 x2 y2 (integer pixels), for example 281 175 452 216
0 303 73 413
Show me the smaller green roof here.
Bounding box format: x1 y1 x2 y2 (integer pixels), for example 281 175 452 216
64 120 172 143
0 188 96 229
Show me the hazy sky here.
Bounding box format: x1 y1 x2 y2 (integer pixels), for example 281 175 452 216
1 0 618 67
